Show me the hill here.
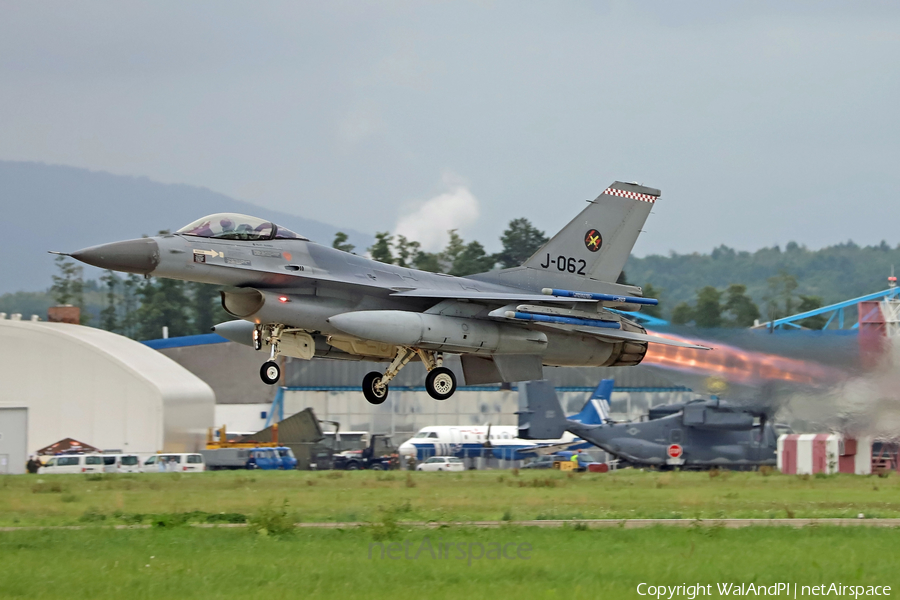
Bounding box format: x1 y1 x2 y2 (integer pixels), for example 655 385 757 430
624 241 900 319
0 161 373 294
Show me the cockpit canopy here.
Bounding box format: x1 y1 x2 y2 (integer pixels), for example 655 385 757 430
176 213 307 241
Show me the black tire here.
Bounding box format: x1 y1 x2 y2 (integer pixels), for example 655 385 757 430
362 371 389 405
260 361 281 385
425 367 457 400
346 462 360 471
369 463 384 471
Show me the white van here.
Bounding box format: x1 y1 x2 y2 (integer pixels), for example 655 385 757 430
39 454 105 474
142 453 206 473
102 454 142 473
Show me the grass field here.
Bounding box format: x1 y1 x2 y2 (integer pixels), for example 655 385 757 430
2 469 900 527
1 526 898 599
3 470 900 598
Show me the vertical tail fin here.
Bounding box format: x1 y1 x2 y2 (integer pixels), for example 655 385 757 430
569 379 614 425
517 380 568 440
521 181 660 288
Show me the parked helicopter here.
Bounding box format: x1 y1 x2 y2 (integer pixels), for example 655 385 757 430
518 380 792 469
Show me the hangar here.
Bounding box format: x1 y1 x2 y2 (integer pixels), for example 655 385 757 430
0 318 215 474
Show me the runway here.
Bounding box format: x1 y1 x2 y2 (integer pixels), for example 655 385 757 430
3 517 900 532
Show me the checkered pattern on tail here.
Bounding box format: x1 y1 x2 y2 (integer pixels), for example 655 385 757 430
603 187 657 203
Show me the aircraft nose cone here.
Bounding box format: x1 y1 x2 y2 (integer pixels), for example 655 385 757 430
71 238 160 275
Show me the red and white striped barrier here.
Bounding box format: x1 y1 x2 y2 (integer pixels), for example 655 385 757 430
777 434 872 475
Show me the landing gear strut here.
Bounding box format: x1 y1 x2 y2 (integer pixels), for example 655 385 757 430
360 347 458 405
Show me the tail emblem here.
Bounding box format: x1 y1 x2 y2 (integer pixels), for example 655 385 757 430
584 229 603 252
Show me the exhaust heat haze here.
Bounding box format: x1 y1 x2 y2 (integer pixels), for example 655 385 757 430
644 331 845 387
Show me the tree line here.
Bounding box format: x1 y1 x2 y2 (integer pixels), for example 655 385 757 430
49 234 230 340
625 240 900 319
333 217 550 277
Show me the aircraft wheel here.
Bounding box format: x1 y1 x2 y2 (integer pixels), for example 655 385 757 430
362 371 389 405
260 361 281 385
425 367 457 400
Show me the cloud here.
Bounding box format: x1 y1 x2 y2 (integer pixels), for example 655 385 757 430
394 173 480 252
337 106 387 145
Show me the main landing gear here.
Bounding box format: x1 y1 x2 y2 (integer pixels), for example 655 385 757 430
254 324 459 403
361 347 458 405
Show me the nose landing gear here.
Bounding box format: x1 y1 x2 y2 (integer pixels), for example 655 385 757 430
360 347 459 405
260 361 281 385
258 324 283 385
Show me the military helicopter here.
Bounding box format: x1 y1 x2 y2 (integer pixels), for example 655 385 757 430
61 181 708 405
518 380 792 470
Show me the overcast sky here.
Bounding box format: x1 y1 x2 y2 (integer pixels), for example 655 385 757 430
2 1 899 255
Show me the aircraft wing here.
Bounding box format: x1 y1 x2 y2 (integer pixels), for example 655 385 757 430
389 289 596 303
515 441 582 456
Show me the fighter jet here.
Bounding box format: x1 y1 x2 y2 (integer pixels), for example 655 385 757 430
63 181 708 404
518 381 792 469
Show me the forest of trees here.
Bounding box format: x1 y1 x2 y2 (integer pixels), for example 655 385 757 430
357 217 549 277
5 224 898 339
625 241 900 317
47 254 230 340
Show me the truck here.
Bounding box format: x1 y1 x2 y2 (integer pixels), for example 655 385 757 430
332 434 396 470
200 447 290 470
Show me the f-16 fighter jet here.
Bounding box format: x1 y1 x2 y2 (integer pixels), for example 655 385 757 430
64 181 708 404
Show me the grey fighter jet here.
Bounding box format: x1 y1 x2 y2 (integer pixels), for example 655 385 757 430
63 181 708 405
518 381 792 469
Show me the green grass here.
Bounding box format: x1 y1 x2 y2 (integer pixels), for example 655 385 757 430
0 526 898 599
3 471 900 598
2 469 899 527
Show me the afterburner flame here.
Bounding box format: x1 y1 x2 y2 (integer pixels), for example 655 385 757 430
644 331 843 386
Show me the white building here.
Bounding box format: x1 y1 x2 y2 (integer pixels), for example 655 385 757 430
0 319 215 474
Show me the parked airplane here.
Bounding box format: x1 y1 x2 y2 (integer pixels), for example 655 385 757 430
63 181 708 404
398 380 615 461
518 380 792 469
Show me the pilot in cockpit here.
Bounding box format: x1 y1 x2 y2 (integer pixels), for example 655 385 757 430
176 213 307 242
219 217 236 234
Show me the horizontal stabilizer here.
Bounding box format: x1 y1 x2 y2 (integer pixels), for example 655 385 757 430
578 327 712 350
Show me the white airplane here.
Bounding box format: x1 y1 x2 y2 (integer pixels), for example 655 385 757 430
398 380 613 461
